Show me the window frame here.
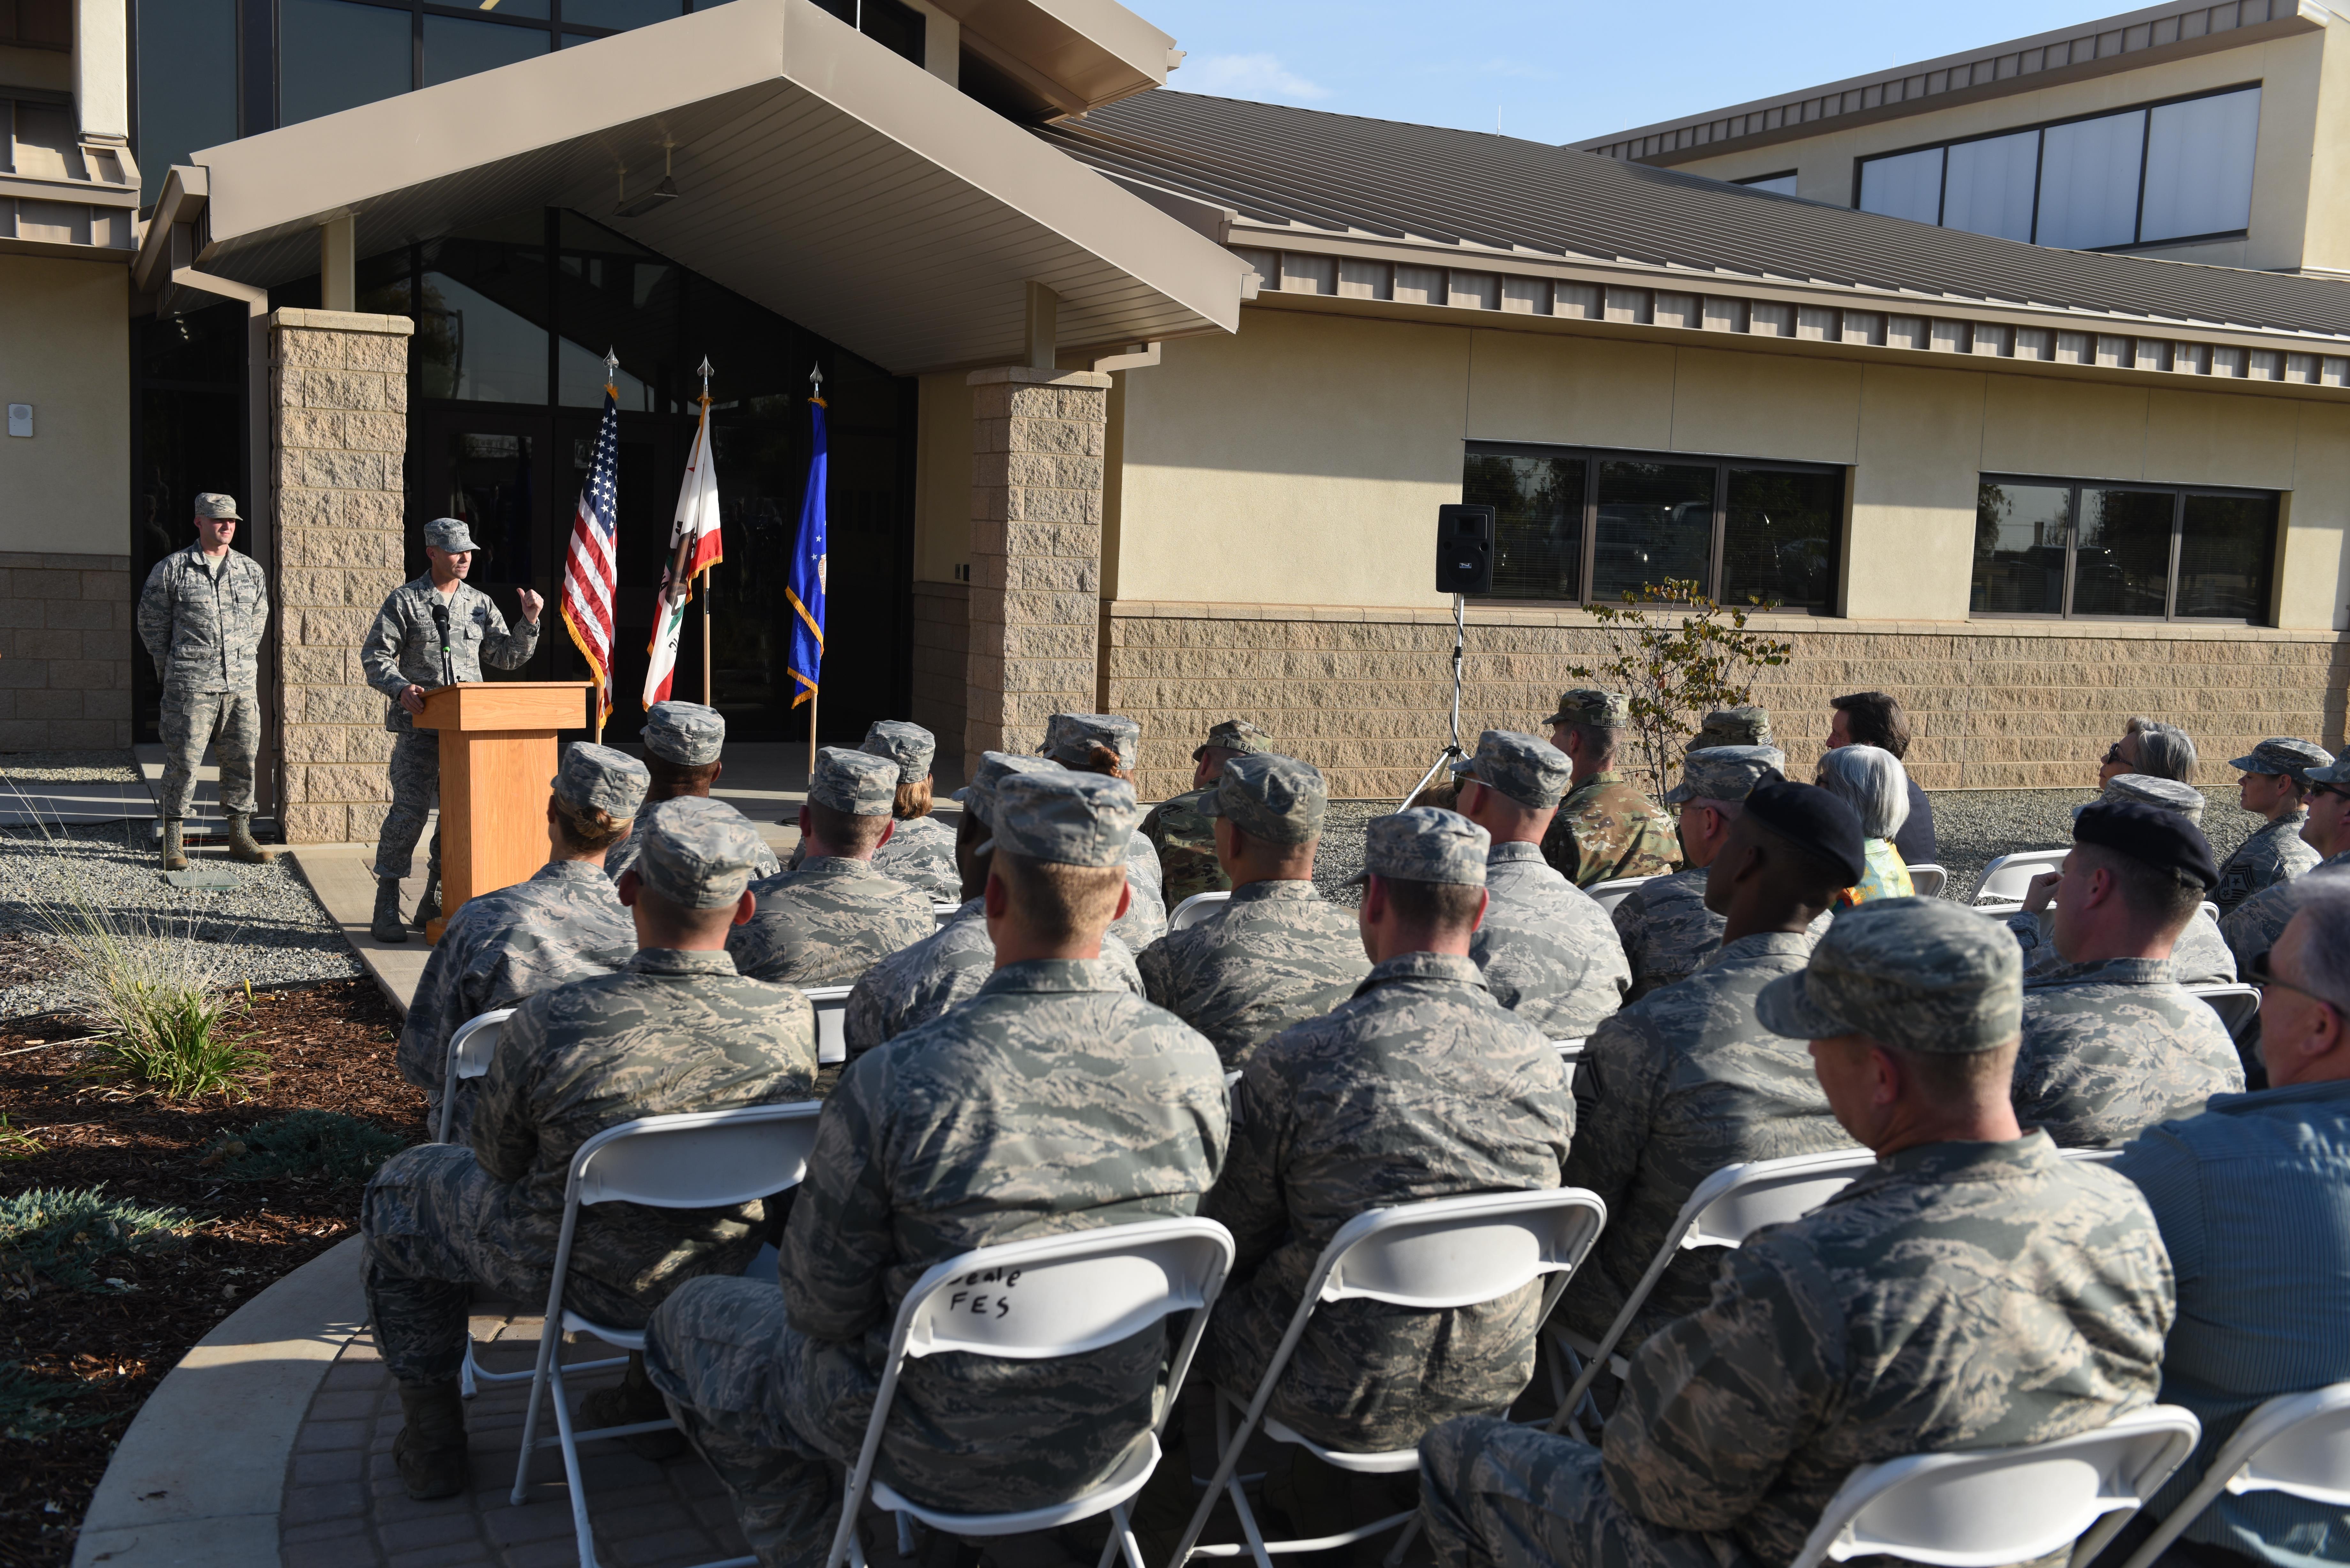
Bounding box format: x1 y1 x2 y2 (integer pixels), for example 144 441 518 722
1850 80 2262 253
1462 441 1846 614
1971 472 2279 624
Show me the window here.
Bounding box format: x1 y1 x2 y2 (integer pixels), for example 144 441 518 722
1735 171 1798 197
1463 444 1843 612
1856 85 2261 251
1971 476 2277 622
810 0 925 65
422 12 550 88
0 0 70 48
279 0 412 127
134 0 238 205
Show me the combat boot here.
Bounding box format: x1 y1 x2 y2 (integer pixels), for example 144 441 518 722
161 819 187 872
412 869 441 931
579 1351 687 1460
371 877 409 944
224 813 274 865
392 1381 469 1500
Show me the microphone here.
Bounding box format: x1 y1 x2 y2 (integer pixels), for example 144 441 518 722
430 603 455 689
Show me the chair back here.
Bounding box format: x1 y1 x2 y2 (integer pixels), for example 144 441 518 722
1971 849 2069 905
2199 901 2220 925
1907 865 1947 900
1788 1404 2201 1568
569 1102 823 1212
1681 1147 1880 1250
933 901 960 928
803 985 853 1065
1169 891 1231 932
2225 1382 2350 1504
2187 983 2261 1040
1310 1188 1606 1311
893 1218 1235 1362
1555 1038 1584 1088
1587 876 1657 914
437 1008 516 1143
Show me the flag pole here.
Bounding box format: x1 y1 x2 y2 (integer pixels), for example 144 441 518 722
697 356 714 708
806 361 824 780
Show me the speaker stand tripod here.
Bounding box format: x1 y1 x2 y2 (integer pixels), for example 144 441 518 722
1400 592 1469 809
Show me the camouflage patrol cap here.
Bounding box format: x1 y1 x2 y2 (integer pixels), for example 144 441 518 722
1041 713 1141 772
1756 897 2022 1055
2229 737 2333 780
1346 807 1491 889
1543 688 1628 728
1451 729 1573 810
983 771 1142 868
2084 773 2207 825
643 701 725 766
422 518 480 553
1194 719 1275 762
809 747 898 817
954 750 1057 827
550 741 649 819
2309 751 2350 787
192 492 239 520
1200 752 1328 846
1686 705 1773 752
633 796 768 908
861 720 936 783
1665 744 1788 806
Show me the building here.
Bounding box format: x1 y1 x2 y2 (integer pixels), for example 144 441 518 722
1 0 2344 837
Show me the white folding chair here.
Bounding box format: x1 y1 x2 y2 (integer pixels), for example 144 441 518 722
804 985 853 1066
1171 1187 1608 1568
1586 876 1658 915
2186 983 2262 1041
438 1008 516 1145
818 1217 1237 1568
1170 891 1231 932
1907 864 1947 900
2200 901 2221 925
2116 1382 2350 1568
509 1102 824 1568
1789 1404 2201 1568
1555 1038 1584 1088
932 901 960 928
1972 849 2069 905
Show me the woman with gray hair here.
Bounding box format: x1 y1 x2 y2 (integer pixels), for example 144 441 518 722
1816 744 1914 906
2099 716 2199 787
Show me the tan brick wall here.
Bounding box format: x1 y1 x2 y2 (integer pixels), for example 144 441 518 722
268 308 415 845
962 366 1110 775
0 550 133 749
911 579 968 767
1105 601 2350 801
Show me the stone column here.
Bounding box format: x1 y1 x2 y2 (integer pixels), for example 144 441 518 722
268 307 413 845
963 366 1111 774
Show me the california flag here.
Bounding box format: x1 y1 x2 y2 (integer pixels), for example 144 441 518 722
643 400 724 708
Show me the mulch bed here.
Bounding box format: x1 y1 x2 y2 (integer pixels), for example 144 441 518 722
0 978 421 1568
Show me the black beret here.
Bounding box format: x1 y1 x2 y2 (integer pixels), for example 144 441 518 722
2073 799 2219 890
1743 778 1865 888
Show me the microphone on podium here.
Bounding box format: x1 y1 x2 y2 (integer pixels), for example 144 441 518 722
430 603 455 689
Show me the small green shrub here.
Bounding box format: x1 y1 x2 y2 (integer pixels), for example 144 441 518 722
0 1187 196 1294
204 1110 408 1184
90 981 267 1100
0 1362 117 1441
1564 580 1796 798
0 1113 42 1160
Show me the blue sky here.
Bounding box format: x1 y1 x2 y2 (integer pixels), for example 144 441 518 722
1149 1 2134 146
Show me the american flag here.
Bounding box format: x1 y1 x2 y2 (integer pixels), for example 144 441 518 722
562 376 621 719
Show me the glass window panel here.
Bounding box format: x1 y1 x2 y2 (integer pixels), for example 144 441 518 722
135 0 238 204
446 432 538 584
1737 173 1799 196
418 218 550 403
2175 493 2274 620
1723 468 1840 611
1858 146 1944 225
1971 482 2070 614
1464 453 1584 601
555 210 676 410
1593 461 1716 602
2072 488 2173 616
858 0 924 64
557 0 682 30
422 13 549 88
280 0 412 127
1942 131 2039 242
2140 87 2260 244
2036 109 2145 248
471 0 553 19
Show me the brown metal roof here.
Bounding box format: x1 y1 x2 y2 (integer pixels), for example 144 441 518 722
1039 90 2350 342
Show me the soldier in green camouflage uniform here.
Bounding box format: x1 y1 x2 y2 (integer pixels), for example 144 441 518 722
2214 737 2330 913
1042 712 1169 946
362 796 816 1499
1560 779 1865 1352
137 492 275 870
397 743 647 1136
1419 897 2173 1568
1140 719 1276 912
605 701 780 886
2008 774 2238 986
642 770 1228 1568
1540 690 1680 889
2220 753 2350 976
843 751 1144 1054
1203 809 1574 1453
1450 730 1630 1039
862 720 959 901
727 748 936 987
1683 705 1771 753
1136 752 1368 1067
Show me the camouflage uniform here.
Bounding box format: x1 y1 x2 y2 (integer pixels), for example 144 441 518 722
2214 738 2332 914
843 896 1145 1054
727 749 937 987
2014 958 2247 1147
1203 808 1575 1451
361 560 541 881
607 701 780 887
1038 712 1169 946
1683 706 1771 752
2007 905 2238 986
137 514 271 819
642 770 1228 1568
859 720 960 901
1140 719 1277 910
2221 853 2350 974
1614 747 1793 1001
1543 772 1679 889
1557 930 1858 1352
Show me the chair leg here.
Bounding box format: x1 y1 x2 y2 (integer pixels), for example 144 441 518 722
548 1358 601 1568
1223 1474 1274 1568
510 1325 561 1506
1381 1514 1424 1568
1166 1390 1259 1568
1111 1503 1148 1568
895 1511 917 1559
461 1337 479 1401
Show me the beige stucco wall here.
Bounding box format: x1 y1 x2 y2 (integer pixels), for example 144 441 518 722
1667 24 2338 273
0 254 129 557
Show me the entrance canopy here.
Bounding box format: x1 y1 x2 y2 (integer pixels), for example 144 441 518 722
165 0 1244 373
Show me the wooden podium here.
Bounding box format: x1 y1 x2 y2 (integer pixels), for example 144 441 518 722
414 682 594 942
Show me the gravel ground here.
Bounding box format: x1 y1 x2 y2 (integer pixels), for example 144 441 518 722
0 750 139 786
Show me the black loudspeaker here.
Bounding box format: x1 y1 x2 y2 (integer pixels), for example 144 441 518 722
1436 504 1495 595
